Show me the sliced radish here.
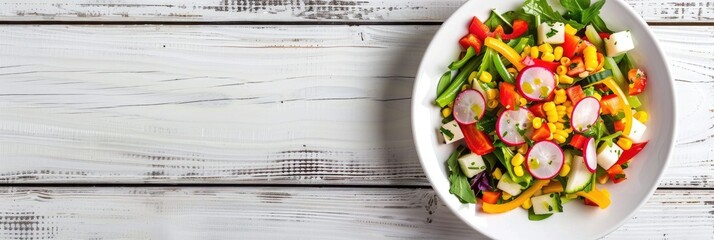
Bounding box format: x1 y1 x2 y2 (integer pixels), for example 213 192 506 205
453 89 486 125
571 97 600 133
583 137 597 172
516 66 556 101
525 141 565 180
496 108 534 146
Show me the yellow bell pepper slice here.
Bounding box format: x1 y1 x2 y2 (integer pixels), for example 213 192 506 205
484 37 526 71
482 180 549 213
600 78 633 136
576 187 611 209
542 181 564 194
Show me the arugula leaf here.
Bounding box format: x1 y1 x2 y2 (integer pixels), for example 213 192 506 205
598 131 622 147
476 113 498 133
591 15 613 33
577 0 591 8
528 208 553 221
522 0 584 29
447 146 476 203
580 0 606 26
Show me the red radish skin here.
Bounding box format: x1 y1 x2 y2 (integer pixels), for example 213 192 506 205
525 141 565 180
516 66 556 101
583 137 598 172
571 97 601 133
453 89 486 125
496 108 534 146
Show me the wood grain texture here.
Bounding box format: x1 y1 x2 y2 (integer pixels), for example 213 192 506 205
0 25 712 187
0 0 711 23
0 187 711 239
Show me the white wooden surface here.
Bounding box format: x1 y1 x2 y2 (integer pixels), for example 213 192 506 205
0 0 712 239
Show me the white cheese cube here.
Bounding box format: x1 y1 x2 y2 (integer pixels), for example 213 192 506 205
457 153 486 178
440 120 464 144
538 22 565 44
597 143 624 170
497 173 523 196
626 117 647 143
604 31 635 57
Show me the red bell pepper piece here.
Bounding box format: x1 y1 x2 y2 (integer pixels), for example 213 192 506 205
600 94 623 115
570 134 588 149
607 164 627 184
566 57 586 76
562 34 580 58
481 191 501 204
613 118 626 132
627 68 647 96
459 33 483 53
468 17 528 41
615 142 648 165
565 85 586 105
522 56 560 72
529 103 547 118
530 123 551 142
584 198 599 207
459 124 495 155
499 82 520 110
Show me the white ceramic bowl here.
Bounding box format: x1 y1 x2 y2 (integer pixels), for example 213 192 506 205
411 1 677 239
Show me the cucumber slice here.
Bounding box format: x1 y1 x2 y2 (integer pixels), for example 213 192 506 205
531 193 563 215
564 156 594 193
583 69 612 85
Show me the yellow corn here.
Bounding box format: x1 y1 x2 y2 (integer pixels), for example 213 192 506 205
511 153 525 166
634 111 648 123
486 89 499 100
441 107 451 118
507 67 518 76
530 47 539 59
559 74 574 84
521 198 532 209
543 102 556 111
560 57 571 66
555 130 569 137
492 168 503 180
547 123 557 132
617 138 633 150
519 97 528 106
502 192 512 200
597 173 609 184
564 24 577 35
479 72 492 83
553 134 566 143
532 117 543 129
538 43 553 54
556 65 568 75
554 95 567 104
487 99 499 109
559 164 571 177
564 128 573 133
521 51 529 59
555 122 565 130
553 46 563 61
514 165 525 177
461 84 470 91
518 144 528 155
541 52 555 62
556 105 567 112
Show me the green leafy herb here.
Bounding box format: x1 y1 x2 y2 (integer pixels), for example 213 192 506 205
621 161 630 169
546 28 559 38
515 124 534 146
441 115 454 124
614 174 626 180
598 131 622 147
440 127 454 140
523 0 584 29
591 15 612 33
447 146 476 203
547 205 553 212
476 113 498 133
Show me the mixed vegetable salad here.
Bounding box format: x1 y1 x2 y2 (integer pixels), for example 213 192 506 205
436 0 649 220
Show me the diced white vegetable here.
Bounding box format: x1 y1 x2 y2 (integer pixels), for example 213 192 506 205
627 117 647 143
531 194 562 215
597 143 624 170
440 120 463 144
457 153 486 178
604 31 635 57
497 173 523 196
538 22 565 44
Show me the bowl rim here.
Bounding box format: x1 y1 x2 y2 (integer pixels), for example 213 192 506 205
410 0 677 238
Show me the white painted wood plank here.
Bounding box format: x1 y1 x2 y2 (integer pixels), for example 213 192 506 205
0 25 712 187
0 0 711 23
0 187 711 239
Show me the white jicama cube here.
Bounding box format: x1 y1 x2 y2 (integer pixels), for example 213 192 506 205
604 31 635 57
457 153 486 178
627 117 647 143
440 120 464 144
531 194 561 215
597 143 624 170
497 173 523 196
538 22 565 44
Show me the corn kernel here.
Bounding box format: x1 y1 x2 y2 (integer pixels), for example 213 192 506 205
479 72 492 83
523 45 531 54
547 123 557 132
487 99 499 109
514 165 525 177
541 52 555 62
518 144 528 155
519 97 527 106
530 47 539 59
521 51 529 59
543 102 556 111
597 173 609 184
485 89 498 100
555 122 565 130
564 24 577 35
553 134 566 143
560 57 571 66
555 130 569 137
593 92 602 101
617 137 633 150
448 102 454 109
556 106 567 112
556 65 568 75
521 198 532 209
511 153 525 166
553 46 563 60
441 107 452 118
554 95 567 104
532 117 543 129
559 164 571 177
461 84 470 91
538 43 553 54
492 168 503 180
502 192 512 200
634 111 648 123
507 67 518 76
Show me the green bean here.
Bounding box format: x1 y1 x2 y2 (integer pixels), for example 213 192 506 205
448 47 476 70
603 56 627 91
435 55 483 107
492 49 514 83
436 71 452 97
